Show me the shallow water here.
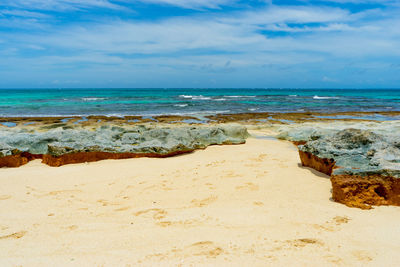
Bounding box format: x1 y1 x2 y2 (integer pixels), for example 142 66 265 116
0 88 399 117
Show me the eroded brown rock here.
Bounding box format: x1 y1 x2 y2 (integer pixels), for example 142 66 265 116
331 174 400 210
292 140 307 146
0 152 43 168
0 154 29 168
298 147 400 209
41 150 195 167
298 150 335 176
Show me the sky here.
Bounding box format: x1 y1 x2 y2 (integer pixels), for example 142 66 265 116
0 0 399 88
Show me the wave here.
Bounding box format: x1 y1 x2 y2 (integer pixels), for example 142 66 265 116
82 97 107 101
179 95 211 100
313 95 340 100
178 95 211 100
179 95 193 98
224 95 256 98
193 96 211 100
174 104 188 107
213 98 227 101
289 95 297 97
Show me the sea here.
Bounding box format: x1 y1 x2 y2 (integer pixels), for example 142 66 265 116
0 88 399 117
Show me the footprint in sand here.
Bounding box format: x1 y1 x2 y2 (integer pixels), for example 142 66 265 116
134 208 168 220
156 216 212 228
114 206 130 212
236 182 259 191
271 238 324 251
186 241 224 258
157 219 198 228
250 153 267 162
206 160 226 167
0 231 27 240
0 195 11 200
141 240 224 262
324 254 343 264
191 196 218 207
223 171 241 178
313 216 351 232
67 225 78 231
288 238 324 248
352 250 373 262
205 183 216 190
97 199 120 206
332 216 350 225
253 201 264 206
48 190 81 196
39 190 82 200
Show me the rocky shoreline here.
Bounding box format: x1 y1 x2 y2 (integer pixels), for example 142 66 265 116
0 124 249 168
0 110 399 127
1 111 400 209
278 121 400 209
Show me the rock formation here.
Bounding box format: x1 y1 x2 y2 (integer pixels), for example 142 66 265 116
0 124 249 167
279 122 400 209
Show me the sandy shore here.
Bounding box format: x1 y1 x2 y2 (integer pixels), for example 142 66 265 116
1 131 400 266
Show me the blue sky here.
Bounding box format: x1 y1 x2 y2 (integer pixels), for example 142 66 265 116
0 0 399 88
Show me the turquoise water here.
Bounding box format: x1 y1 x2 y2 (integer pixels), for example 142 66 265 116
0 88 399 117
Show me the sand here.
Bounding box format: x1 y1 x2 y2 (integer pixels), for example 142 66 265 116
1 131 400 266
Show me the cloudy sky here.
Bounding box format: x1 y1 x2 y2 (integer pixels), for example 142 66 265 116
0 0 399 88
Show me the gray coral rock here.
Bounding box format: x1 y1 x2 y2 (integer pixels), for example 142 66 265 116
278 122 400 178
0 124 249 157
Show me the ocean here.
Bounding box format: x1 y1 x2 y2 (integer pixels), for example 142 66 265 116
0 88 399 117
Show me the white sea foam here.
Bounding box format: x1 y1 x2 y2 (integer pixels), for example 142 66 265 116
213 98 227 101
248 108 259 111
179 95 211 100
191 95 211 100
289 95 297 97
82 97 107 101
313 95 340 100
179 95 193 98
174 104 188 107
224 95 256 98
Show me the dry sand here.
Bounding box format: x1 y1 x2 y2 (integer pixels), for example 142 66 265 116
1 131 400 266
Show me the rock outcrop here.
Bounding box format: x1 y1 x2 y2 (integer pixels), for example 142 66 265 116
0 124 249 167
279 122 400 209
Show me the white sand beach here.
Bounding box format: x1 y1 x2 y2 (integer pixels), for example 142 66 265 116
1 132 400 266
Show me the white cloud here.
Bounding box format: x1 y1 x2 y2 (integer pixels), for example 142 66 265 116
264 22 378 33
0 9 51 18
321 0 395 3
1 3 400 87
219 5 352 25
0 0 123 11
19 4 396 58
136 0 235 9
0 0 236 11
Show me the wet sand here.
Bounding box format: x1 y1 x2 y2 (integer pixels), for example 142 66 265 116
1 132 400 266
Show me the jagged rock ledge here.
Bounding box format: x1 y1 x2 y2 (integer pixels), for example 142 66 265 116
298 150 335 176
1 111 400 128
298 151 400 209
279 122 400 209
0 125 249 168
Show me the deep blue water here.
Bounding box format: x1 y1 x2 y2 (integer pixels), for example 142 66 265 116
0 88 399 117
